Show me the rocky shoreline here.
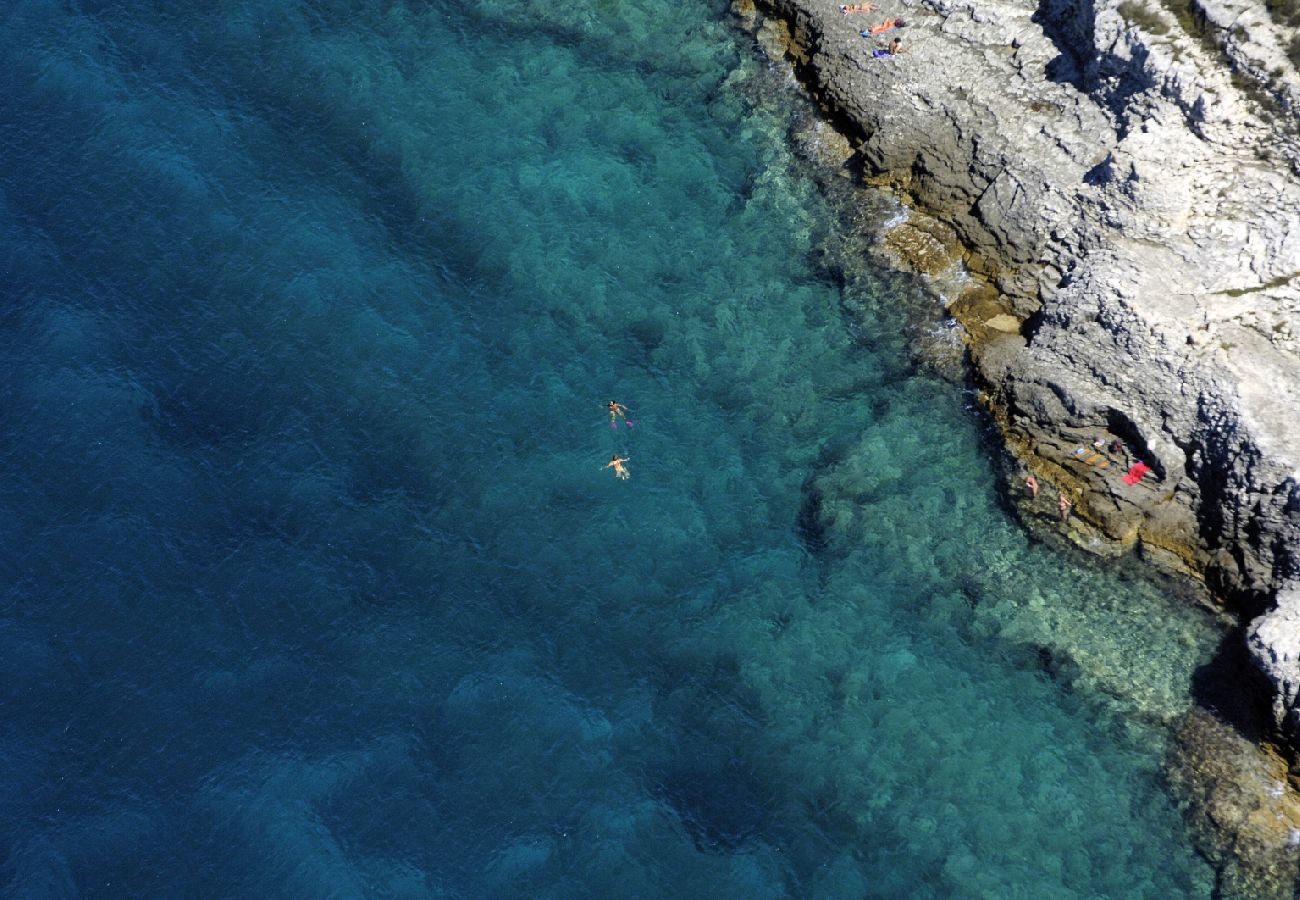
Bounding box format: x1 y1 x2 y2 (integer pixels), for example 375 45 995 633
734 0 1300 890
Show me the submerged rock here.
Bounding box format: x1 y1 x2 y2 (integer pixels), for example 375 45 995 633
1169 706 1300 898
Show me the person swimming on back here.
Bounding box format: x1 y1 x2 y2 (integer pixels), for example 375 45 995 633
604 453 631 480
607 400 631 428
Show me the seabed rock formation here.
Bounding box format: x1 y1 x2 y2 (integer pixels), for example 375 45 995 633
738 0 1300 890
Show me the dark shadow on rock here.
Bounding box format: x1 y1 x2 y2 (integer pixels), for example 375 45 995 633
1032 0 1099 89
1104 406 1159 475
1033 0 1158 119
1083 153 1114 186
1190 630 1277 745
1096 44 1158 130
1019 306 1048 343
1192 396 1275 618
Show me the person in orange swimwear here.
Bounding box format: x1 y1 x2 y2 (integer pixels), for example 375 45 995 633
604 454 631 480
865 17 907 34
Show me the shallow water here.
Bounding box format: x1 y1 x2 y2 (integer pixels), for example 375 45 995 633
0 0 1224 896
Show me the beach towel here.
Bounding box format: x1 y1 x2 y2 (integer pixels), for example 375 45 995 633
871 48 893 58
1072 446 1110 468
1122 462 1152 485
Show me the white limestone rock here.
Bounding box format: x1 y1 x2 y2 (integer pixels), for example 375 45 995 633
1248 589 1300 736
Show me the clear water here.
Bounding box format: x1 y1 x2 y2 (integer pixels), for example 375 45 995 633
0 0 1224 896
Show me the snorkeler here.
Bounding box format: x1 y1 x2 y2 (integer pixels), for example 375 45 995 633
604 454 631 480
607 400 633 429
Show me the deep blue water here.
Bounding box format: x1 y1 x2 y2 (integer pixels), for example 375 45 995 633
0 1 1225 896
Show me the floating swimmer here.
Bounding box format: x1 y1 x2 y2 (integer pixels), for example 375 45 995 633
607 400 633 429
603 453 631 480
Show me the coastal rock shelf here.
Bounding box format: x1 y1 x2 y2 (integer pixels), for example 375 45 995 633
746 0 1300 725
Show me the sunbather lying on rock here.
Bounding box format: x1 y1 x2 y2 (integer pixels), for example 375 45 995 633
862 17 906 34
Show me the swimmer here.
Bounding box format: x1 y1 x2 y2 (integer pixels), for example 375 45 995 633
607 400 632 429
604 453 631 480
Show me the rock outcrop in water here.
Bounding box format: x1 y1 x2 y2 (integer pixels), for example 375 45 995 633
742 0 1300 724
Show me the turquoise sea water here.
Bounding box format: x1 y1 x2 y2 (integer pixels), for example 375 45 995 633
0 0 1227 896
